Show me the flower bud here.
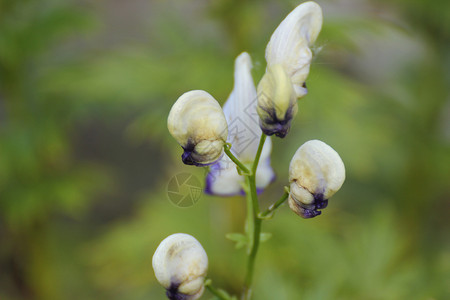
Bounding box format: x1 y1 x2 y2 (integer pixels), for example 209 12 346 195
168 90 228 166
288 140 345 218
152 233 208 300
265 1 323 98
257 64 297 138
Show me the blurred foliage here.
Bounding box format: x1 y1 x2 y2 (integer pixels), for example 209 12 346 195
0 0 449 299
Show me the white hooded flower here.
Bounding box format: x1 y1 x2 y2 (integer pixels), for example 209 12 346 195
288 140 345 218
205 52 275 196
168 90 228 166
152 233 208 300
257 64 297 137
257 1 322 138
265 1 323 98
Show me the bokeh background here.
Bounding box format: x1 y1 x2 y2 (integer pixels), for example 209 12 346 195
0 0 449 299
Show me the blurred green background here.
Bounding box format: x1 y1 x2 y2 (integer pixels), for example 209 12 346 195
0 0 449 299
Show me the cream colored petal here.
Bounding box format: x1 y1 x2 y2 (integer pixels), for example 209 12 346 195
205 53 275 196
206 136 275 196
205 154 245 196
168 90 228 165
265 1 323 96
152 233 208 299
223 52 262 162
257 64 297 137
289 140 345 201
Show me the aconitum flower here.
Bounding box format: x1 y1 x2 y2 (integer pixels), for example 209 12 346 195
258 1 323 137
205 52 275 196
152 233 208 300
257 64 297 137
168 90 228 166
288 140 345 218
265 1 322 98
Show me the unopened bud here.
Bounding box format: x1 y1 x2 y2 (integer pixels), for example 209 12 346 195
168 90 228 166
265 1 323 98
152 233 208 300
257 64 297 138
288 140 345 218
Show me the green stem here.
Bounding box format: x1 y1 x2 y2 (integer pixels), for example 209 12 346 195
245 176 255 253
251 134 267 175
224 135 268 299
260 190 289 218
242 134 266 300
205 280 232 300
224 144 251 175
242 174 261 300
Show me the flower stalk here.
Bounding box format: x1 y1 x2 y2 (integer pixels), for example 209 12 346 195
242 173 261 300
158 3 347 300
223 143 251 175
224 135 266 300
205 279 235 300
260 188 290 219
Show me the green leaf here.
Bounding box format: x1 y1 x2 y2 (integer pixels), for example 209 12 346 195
225 233 248 249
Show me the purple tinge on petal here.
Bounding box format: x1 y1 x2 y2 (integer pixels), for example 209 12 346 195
314 193 328 209
181 141 205 166
181 149 201 166
239 188 264 196
204 162 242 197
204 163 220 195
260 121 292 138
166 282 189 300
290 190 330 219
256 187 264 195
205 148 275 196
301 207 322 219
181 143 223 167
298 193 328 219
204 163 267 197
258 105 295 138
